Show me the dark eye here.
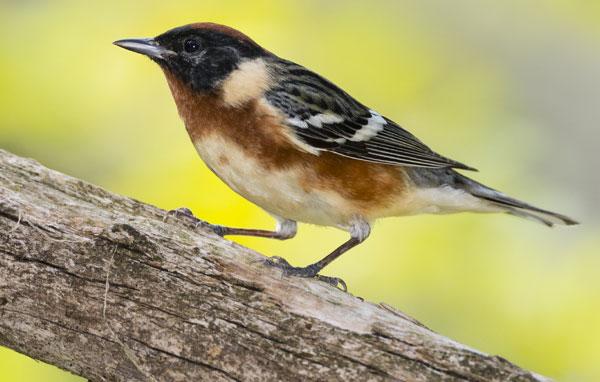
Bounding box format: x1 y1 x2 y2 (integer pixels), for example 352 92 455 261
183 39 200 53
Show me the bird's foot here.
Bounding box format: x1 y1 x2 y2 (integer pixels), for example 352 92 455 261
264 256 347 292
163 207 227 236
163 207 196 222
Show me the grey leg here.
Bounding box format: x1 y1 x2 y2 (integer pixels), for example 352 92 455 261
164 207 297 240
216 217 297 240
265 218 371 291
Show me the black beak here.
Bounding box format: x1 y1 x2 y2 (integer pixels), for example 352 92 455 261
113 38 176 59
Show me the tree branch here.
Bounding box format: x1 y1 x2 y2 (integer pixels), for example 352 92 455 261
0 148 550 381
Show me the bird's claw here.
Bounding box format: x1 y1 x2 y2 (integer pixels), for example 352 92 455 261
264 256 291 267
263 256 347 292
163 207 197 222
315 275 347 292
163 207 227 236
195 221 227 237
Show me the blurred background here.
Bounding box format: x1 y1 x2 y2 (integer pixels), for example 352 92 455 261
0 0 598 381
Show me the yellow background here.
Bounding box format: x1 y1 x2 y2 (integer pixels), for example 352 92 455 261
1 1 599 381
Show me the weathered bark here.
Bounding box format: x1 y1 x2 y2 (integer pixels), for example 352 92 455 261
0 148 550 382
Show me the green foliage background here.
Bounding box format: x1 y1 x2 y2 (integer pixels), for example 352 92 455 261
0 1 598 381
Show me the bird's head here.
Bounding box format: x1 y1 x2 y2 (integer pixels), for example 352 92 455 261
114 23 270 95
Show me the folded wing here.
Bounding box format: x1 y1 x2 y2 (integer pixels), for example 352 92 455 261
266 61 475 171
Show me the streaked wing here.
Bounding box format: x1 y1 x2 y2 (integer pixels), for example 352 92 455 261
266 60 476 171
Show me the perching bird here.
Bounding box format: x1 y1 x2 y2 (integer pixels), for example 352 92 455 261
114 23 577 289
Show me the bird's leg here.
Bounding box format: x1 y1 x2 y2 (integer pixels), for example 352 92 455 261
265 218 371 291
213 223 297 240
164 208 297 240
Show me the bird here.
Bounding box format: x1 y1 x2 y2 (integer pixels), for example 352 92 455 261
114 22 577 290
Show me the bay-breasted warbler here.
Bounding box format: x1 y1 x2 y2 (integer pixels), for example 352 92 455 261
115 23 577 289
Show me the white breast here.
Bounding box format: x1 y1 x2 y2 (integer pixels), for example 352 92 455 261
193 135 352 226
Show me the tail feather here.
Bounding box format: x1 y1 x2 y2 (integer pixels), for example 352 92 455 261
474 193 578 227
454 173 578 227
